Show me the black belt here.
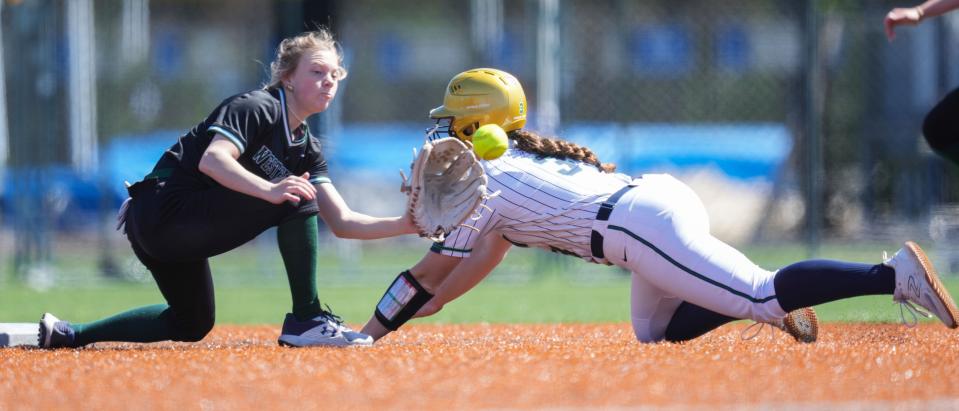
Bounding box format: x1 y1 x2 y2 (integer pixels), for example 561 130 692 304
590 184 636 260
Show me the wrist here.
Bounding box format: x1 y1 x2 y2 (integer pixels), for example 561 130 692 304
915 6 925 21
260 179 275 191
258 180 278 200
402 215 417 234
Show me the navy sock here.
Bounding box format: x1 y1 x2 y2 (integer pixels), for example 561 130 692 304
663 302 736 342
663 260 894 342
773 260 895 312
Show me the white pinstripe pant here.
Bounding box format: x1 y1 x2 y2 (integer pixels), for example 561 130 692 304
595 174 785 343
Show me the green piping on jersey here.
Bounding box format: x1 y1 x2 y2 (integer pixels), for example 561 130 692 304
208 125 246 154
430 242 471 254
607 224 777 304
290 122 309 146
278 88 308 147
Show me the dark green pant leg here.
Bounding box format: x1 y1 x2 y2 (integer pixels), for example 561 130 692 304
72 255 217 346
74 237 218 347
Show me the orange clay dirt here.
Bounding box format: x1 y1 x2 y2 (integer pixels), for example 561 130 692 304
3 323 959 410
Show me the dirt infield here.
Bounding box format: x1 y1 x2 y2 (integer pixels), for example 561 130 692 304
3 323 959 410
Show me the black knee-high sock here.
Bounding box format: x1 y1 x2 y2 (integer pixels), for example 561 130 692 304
773 260 895 312
663 302 736 342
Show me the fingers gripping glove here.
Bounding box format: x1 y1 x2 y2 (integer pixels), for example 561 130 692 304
400 137 490 242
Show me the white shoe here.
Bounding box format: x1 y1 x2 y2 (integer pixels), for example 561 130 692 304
885 241 959 329
277 312 374 347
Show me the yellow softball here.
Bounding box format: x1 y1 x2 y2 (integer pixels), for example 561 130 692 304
471 124 509 160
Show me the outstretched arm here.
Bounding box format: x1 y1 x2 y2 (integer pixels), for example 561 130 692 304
885 0 959 40
360 233 512 341
359 251 460 340
415 234 513 318
200 134 416 240
313 182 418 240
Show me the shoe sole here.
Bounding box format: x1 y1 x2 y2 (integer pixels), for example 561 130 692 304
277 334 372 348
906 241 959 329
783 307 818 343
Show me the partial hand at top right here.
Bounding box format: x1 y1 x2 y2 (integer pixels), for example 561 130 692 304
884 7 924 41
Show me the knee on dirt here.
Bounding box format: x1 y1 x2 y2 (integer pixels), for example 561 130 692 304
170 308 215 342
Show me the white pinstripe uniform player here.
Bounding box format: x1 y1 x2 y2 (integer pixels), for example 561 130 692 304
361 68 959 343
435 144 792 342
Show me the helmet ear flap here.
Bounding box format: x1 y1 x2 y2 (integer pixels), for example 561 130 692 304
460 122 479 138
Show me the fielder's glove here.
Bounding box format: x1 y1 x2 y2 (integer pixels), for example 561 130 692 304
400 137 490 242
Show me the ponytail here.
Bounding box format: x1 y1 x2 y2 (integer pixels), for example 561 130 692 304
507 130 616 173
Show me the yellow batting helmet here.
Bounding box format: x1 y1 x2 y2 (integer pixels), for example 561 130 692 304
429 68 527 139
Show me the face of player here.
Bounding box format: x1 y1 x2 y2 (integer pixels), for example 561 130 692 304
285 48 343 116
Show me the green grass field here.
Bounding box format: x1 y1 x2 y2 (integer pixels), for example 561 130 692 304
2 239 956 326
4 276 957 326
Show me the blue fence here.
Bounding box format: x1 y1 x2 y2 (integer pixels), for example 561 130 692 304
0 122 792 229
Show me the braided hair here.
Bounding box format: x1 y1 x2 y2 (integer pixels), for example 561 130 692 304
507 129 616 173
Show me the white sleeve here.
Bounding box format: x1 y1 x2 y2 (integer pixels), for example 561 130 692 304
429 198 497 258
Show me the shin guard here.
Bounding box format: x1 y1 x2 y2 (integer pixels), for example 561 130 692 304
374 270 434 331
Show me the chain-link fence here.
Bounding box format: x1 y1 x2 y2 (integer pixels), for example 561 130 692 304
2 0 958 285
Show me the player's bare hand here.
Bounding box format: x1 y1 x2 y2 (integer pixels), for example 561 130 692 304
267 172 316 205
885 7 923 41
